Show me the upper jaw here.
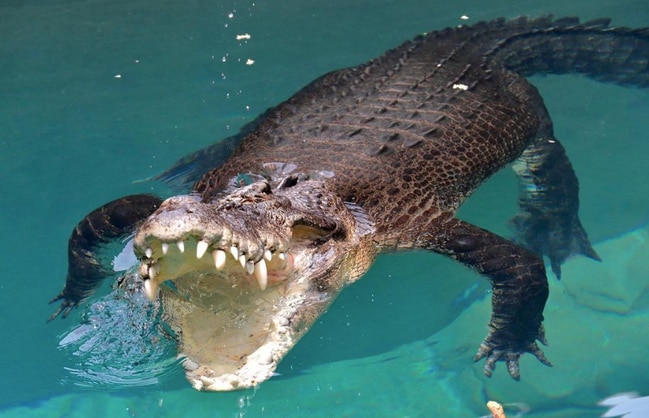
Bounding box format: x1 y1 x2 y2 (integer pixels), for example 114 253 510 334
132 180 342 297
137 234 291 300
132 182 295 292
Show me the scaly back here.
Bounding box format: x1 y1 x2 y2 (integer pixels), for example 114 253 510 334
194 16 649 238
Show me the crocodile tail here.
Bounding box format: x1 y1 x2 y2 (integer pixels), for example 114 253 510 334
486 16 649 87
49 194 162 320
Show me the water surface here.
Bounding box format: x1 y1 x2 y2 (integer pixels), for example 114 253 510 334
1 0 648 416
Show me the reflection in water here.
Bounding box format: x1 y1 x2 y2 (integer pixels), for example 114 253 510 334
57 270 180 389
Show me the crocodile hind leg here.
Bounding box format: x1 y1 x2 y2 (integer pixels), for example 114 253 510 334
49 194 162 320
418 215 552 379
510 136 600 278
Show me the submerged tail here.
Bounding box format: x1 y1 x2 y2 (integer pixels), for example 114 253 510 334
484 16 649 87
485 17 648 275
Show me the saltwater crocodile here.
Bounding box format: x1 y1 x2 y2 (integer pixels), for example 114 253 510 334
50 16 649 391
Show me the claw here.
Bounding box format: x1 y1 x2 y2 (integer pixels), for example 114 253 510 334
48 293 78 321
482 350 502 378
505 351 521 380
475 333 552 380
537 324 549 346
473 342 492 362
528 342 553 367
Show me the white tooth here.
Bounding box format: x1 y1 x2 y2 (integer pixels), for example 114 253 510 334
177 241 185 253
139 262 148 277
213 249 226 269
148 264 158 280
161 243 169 255
230 246 239 260
239 254 247 269
145 247 153 259
144 279 159 301
196 240 209 259
246 260 254 275
254 259 268 290
278 252 286 261
264 249 273 261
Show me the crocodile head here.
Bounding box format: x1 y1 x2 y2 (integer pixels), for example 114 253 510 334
132 172 376 391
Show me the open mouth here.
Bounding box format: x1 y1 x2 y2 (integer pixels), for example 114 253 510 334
138 236 294 300
126 183 371 391
134 225 333 391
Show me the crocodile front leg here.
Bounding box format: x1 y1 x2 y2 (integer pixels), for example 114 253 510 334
419 215 552 379
49 194 162 320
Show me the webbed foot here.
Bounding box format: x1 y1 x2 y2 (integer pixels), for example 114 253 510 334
48 291 81 321
511 137 600 278
474 324 552 380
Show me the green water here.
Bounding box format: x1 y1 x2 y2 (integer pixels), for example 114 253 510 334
1 0 649 416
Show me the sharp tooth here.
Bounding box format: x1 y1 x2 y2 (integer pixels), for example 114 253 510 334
177 241 185 253
246 260 254 275
278 252 286 261
145 247 153 259
139 262 148 277
161 243 169 255
264 249 273 261
213 249 226 269
239 254 247 269
144 279 159 301
196 240 209 259
230 246 239 260
148 264 158 280
254 259 268 290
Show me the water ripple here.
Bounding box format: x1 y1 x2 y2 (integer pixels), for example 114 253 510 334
57 270 180 390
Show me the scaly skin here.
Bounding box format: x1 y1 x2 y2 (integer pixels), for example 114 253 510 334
132 176 377 390
51 16 649 390
48 194 162 321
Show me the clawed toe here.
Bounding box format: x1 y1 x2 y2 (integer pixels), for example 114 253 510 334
48 295 77 321
477 349 521 380
529 342 553 367
474 337 551 380
505 351 521 380
482 349 500 377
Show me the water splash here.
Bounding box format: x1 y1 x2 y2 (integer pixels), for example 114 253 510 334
58 269 180 389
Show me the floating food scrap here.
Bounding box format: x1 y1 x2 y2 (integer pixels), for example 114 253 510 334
487 400 506 418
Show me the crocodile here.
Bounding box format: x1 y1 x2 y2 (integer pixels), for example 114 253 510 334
49 16 649 391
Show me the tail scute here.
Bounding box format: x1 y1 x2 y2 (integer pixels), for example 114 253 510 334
485 16 649 89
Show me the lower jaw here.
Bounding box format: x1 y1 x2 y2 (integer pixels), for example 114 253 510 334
159 270 331 391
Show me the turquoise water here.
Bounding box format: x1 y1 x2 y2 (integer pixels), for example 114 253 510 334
1 0 649 416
